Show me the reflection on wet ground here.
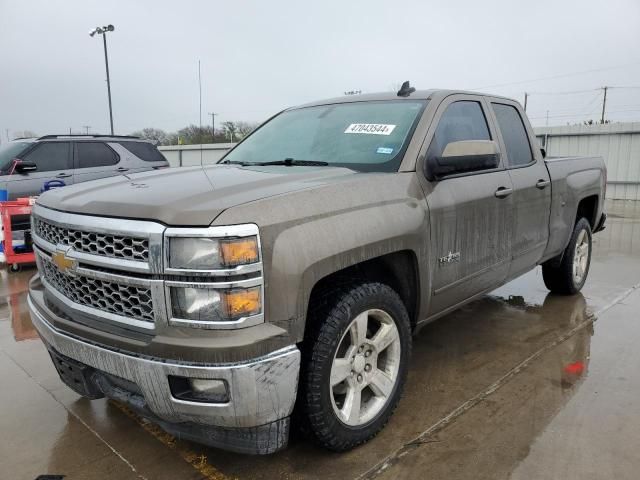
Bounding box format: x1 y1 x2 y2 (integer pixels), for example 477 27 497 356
0 268 38 342
1 199 639 480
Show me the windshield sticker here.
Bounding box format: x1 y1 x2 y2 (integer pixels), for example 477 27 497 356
376 147 394 154
344 123 396 135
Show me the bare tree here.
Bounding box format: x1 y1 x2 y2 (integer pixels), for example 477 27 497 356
221 121 238 142
12 130 37 139
176 124 214 144
130 128 169 145
235 121 259 139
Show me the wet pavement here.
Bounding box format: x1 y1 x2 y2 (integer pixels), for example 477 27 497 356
1 199 639 480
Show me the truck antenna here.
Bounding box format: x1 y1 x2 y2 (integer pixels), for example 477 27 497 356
397 81 416 97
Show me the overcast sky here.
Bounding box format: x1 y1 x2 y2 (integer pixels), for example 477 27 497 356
1 0 639 139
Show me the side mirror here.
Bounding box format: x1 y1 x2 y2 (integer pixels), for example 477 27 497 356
426 140 500 181
540 147 547 159
14 160 37 174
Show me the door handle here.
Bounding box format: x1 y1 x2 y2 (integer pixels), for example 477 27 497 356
116 167 129 172
56 173 72 178
536 179 550 189
494 187 513 198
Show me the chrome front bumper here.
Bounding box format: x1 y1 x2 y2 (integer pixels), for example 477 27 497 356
28 294 300 431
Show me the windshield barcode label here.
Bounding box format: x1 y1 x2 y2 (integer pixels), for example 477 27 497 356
344 123 396 135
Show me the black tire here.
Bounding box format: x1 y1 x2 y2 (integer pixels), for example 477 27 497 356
542 217 592 295
300 282 412 452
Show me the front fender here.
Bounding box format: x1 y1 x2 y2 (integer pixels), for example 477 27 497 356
213 173 430 343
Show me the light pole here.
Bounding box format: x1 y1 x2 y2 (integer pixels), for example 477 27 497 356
89 24 115 135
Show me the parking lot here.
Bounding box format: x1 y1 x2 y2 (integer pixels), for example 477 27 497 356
0 198 636 479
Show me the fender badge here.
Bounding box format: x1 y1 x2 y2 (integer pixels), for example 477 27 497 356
438 251 461 265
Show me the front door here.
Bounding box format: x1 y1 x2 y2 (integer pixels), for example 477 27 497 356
488 101 551 277
7 141 73 199
420 97 514 315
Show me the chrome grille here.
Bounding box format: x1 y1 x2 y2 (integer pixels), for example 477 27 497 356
40 256 154 323
34 217 149 262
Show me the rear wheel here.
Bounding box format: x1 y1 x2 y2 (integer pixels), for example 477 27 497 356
542 217 592 294
300 282 411 451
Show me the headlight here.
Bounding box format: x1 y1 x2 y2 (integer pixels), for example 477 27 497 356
165 225 263 329
168 236 259 270
170 285 261 322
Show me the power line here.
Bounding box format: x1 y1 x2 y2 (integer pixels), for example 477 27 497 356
527 88 600 96
471 60 640 90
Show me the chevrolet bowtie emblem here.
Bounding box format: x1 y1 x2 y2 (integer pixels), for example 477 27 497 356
51 250 77 273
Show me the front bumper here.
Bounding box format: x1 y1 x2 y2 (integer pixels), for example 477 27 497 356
28 293 301 454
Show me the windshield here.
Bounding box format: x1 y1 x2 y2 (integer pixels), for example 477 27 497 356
0 141 31 172
222 100 427 172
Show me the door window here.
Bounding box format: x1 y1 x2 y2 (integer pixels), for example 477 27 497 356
76 142 119 168
118 141 167 162
427 101 491 161
22 142 71 172
492 103 533 167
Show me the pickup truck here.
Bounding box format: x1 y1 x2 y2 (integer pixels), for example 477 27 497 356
27 86 606 455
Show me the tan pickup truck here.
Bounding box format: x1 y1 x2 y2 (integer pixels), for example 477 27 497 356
28 85 606 454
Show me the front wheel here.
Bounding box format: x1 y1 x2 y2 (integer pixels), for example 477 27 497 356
542 217 593 294
300 282 411 451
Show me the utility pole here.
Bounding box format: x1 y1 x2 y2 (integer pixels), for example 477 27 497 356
5 129 9 142
523 92 528 111
546 110 549 127
89 25 115 135
198 61 202 132
600 86 608 124
82 125 91 134
103 33 114 135
208 113 218 142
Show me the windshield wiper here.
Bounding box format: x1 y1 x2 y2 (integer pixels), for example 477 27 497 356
221 160 253 166
224 158 329 167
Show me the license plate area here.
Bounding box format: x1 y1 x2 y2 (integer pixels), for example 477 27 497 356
48 349 104 399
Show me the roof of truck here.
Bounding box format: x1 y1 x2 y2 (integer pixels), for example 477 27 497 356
293 89 518 109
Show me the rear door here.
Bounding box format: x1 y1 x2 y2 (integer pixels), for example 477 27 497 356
421 95 514 315
488 101 551 277
8 141 73 199
73 141 123 184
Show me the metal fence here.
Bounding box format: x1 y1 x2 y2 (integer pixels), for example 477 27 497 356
535 122 640 200
158 143 235 167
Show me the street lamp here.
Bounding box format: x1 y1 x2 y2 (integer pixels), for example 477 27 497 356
89 24 115 135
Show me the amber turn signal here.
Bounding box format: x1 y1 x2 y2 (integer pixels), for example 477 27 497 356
220 237 259 267
221 287 261 318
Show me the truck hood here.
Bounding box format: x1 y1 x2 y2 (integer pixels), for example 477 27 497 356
37 165 358 226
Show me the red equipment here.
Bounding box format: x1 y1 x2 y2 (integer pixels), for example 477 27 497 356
0 198 35 272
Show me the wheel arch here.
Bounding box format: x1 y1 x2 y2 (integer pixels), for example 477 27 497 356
302 250 421 339
576 194 599 229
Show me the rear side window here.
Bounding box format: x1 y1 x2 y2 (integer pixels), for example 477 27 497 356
492 103 533 167
118 141 167 162
22 142 71 172
76 142 119 168
427 101 491 160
